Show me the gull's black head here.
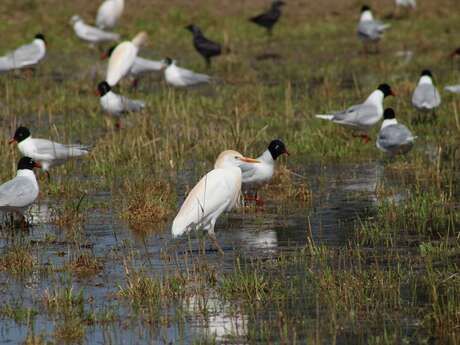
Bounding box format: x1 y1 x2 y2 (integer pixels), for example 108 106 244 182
12 126 31 144
377 83 395 97
163 57 173 66
383 108 396 120
268 139 289 160
17 157 40 171
272 0 286 7
35 33 46 44
361 5 371 12
421 69 433 78
97 81 111 97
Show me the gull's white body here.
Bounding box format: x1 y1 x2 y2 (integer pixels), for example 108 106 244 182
0 38 46 72
96 0 124 29
315 89 385 131
100 90 145 117
172 151 243 238
396 0 416 8
130 56 165 76
0 169 39 215
164 61 210 88
106 32 147 86
412 76 441 111
17 137 90 172
357 10 390 42
240 150 274 186
377 118 415 156
72 16 119 43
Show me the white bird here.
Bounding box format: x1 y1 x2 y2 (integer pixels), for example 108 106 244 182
377 108 416 156
96 0 124 30
0 157 40 225
315 83 395 141
163 57 211 88
357 5 390 52
395 0 416 9
106 32 148 86
171 150 260 253
238 139 289 205
412 70 441 121
9 127 90 180
444 85 460 94
102 45 165 85
97 81 145 126
0 34 46 72
70 15 119 44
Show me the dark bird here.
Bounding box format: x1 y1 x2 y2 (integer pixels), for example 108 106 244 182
186 24 222 68
249 1 285 36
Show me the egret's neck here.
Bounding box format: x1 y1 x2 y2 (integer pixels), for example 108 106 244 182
381 118 398 129
364 90 384 105
16 169 37 181
360 10 374 22
259 150 275 164
418 76 433 85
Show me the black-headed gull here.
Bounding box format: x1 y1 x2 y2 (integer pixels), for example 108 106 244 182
97 81 145 127
357 5 390 53
0 34 46 72
9 127 90 180
412 70 441 121
186 24 222 67
163 57 211 88
0 157 40 226
71 15 119 44
377 108 415 156
238 139 288 205
96 0 124 29
249 1 285 36
316 83 395 142
172 150 260 254
106 32 148 86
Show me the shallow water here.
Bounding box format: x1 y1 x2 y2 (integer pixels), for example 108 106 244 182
0 160 416 345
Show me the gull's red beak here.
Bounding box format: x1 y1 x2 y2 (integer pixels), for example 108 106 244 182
100 52 108 60
390 90 396 97
34 162 42 169
8 138 16 145
284 150 290 156
96 90 101 96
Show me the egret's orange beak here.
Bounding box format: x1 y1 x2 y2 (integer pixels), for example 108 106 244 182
8 138 16 145
34 162 42 169
239 157 260 163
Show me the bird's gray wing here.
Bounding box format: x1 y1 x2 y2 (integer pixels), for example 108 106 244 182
7 42 43 67
412 84 441 109
358 21 389 40
130 57 165 75
81 24 119 41
332 103 379 128
33 139 89 159
378 124 414 149
0 176 36 208
179 67 210 85
120 96 145 112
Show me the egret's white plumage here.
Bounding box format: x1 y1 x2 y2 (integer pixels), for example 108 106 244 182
10 127 90 173
106 32 148 86
172 150 260 238
412 71 441 111
163 58 210 88
376 108 415 156
96 0 124 29
315 83 394 132
0 157 40 216
98 81 145 117
0 34 46 72
71 15 119 43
